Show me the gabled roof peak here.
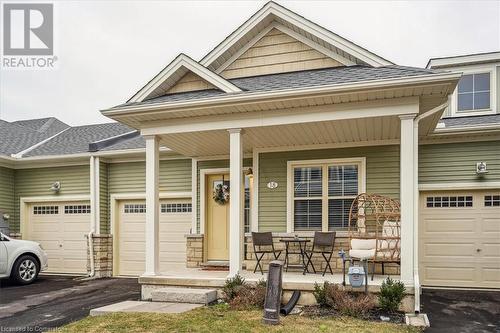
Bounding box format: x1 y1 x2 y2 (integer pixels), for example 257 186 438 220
200 1 393 71
128 53 242 103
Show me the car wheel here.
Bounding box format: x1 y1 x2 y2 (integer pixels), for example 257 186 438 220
12 255 39 285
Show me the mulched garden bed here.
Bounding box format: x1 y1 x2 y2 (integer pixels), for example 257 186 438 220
301 305 406 324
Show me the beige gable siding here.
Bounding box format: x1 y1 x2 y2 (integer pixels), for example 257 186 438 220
0 166 15 230
419 141 500 184
221 28 343 79
196 159 253 233
258 146 400 232
166 72 217 94
12 165 90 233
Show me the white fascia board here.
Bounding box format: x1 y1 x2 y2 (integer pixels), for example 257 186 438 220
104 72 462 116
140 97 419 135
129 54 241 103
427 52 500 69
200 2 392 69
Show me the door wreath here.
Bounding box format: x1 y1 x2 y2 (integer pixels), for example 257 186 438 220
213 180 230 205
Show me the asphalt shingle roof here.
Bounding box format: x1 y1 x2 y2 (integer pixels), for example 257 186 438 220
24 122 135 157
439 114 500 128
0 118 70 156
120 65 441 107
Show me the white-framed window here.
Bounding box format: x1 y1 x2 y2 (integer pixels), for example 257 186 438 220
124 203 146 214
457 72 491 112
161 203 192 213
64 205 91 214
287 158 365 232
33 206 59 215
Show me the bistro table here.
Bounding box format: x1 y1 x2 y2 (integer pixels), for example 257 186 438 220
279 238 311 272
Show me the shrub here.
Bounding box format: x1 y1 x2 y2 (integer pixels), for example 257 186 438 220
325 283 375 318
378 277 406 312
228 283 267 310
222 274 245 301
313 282 329 307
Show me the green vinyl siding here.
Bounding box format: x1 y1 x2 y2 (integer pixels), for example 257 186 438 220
99 162 109 234
258 145 400 232
419 140 500 184
108 159 192 194
0 166 15 230
12 165 90 232
196 158 252 233
107 158 192 233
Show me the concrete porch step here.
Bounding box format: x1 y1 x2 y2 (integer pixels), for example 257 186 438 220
151 287 217 305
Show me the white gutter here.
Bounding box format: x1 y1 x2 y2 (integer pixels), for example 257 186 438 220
412 99 450 313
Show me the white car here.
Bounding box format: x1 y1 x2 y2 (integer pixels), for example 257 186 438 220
0 232 48 284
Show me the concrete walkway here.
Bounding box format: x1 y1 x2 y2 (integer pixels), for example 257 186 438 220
90 301 203 316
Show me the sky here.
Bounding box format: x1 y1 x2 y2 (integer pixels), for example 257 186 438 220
0 0 499 126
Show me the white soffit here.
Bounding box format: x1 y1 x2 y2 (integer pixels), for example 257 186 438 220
200 1 393 71
128 54 242 103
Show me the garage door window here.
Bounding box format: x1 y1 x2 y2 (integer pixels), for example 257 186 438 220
64 205 91 214
33 206 58 214
161 203 192 213
485 195 500 207
426 195 473 208
124 204 146 213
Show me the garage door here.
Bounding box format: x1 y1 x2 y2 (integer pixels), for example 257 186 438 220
27 202 90 274
117 199 192 276
419 191 500 288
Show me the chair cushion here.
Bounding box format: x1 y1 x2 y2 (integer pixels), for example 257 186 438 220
349 249 375 260
351 238 376 250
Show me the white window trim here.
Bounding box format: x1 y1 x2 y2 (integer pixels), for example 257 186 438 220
450 64 497 117
286 157 366 233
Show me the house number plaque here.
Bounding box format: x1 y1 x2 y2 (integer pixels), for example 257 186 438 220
262 260 283 325
267 181 278 189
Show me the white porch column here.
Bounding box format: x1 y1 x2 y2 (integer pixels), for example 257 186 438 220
399 115 417 285
228 129 243 277
144 135 160 276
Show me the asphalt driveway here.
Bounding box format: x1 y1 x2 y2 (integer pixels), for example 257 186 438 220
0 274 140 331
422 289 500 333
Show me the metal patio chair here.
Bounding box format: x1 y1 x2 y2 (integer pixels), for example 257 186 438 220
252 232 281 274
303 231 336 276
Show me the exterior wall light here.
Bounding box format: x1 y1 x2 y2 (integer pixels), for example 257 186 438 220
476 162 488 174
50 181 61 192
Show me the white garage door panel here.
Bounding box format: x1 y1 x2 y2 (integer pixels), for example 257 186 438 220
419 191 500 288
117 200 192 276
28 202 89 274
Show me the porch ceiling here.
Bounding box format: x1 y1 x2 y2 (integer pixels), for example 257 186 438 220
156 115 402 157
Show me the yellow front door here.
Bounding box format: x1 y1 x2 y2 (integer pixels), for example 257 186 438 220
206 174 230 261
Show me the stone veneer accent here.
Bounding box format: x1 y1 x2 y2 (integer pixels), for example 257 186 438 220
244 234 400 275
86 234 113 278
186 234 204 268
8 233 22 239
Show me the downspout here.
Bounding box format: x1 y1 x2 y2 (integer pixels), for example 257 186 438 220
412 99 450 313
88 156 99 278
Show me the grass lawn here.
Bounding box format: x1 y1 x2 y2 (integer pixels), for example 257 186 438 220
60 305 422 333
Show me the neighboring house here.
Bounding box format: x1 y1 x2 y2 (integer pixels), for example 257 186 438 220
0 2 498 309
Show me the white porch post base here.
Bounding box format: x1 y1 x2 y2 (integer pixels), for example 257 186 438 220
228 129 243 277
144 135 160 276
400 115 416 286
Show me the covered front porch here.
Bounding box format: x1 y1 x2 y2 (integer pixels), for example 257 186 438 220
103 71 458 310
